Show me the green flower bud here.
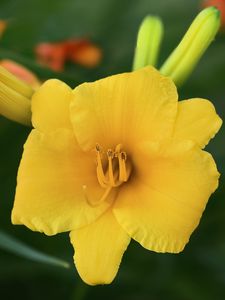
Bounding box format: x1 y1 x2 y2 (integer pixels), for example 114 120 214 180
0 66 33 126
133 15 164 70
160 7 220 86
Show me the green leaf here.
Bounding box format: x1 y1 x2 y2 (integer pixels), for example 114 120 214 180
0 230 70 269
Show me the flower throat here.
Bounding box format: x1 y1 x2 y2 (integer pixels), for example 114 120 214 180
95 143 131 188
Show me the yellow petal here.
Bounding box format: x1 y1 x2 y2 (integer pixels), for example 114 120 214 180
12 129 114 235
70 210 130 285
70 66 178 151
113 139 219 253
32 79 73 132
173 98 222 148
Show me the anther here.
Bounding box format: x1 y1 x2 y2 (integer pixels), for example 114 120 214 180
118 152 127 182
107 149 114 157
107 149 116 186
96 144 108 188
121 151 127 161
96 143 102 152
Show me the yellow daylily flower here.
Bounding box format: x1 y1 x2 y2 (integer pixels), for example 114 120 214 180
12 67 222 285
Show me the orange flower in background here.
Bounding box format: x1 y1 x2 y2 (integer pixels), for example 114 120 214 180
35 39 102 72
0 59 41 89
202 0 225 29
0 20 7 37
64 40 102 68
35 43 65 72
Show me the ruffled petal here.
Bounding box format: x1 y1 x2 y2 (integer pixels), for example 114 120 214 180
113 140 219 253
173 98 222 148
70 210 130 285
12 129 114 235
70 66 178 151
32 79 73 132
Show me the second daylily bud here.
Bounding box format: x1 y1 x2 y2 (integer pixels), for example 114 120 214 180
0 81 31 126
0 66 34 126
160 7 220 86
0 20 7 37
0 65 34 98
132 15 164 70
0 60 41 90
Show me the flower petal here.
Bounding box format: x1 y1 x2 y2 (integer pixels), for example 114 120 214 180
70 66 178 151
70 209 130 285
32 79 73 132
173 98 222 148
113 140 219 253
12 129 114 235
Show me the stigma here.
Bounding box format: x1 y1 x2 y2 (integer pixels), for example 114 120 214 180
95 143 131 189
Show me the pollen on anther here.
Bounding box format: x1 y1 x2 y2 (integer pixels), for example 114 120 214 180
107 149 114 157
95 143 101 152
121 151 127 160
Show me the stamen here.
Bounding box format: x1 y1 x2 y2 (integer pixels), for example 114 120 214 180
107 149 115 186
107 149 121 187
119 151 130 182
105 167 121 188
96 144 108 188
94 143 131 205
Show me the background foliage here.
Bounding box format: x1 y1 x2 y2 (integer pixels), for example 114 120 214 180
0 0 225 299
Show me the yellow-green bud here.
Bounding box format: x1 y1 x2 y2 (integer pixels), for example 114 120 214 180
133 15 164 70
0 66 33 126
160 7 220 86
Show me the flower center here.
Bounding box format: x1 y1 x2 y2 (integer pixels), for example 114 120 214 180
95 143 131 189
83 143 132 207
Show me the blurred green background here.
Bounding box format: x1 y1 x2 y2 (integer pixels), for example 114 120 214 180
0 0 225 299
